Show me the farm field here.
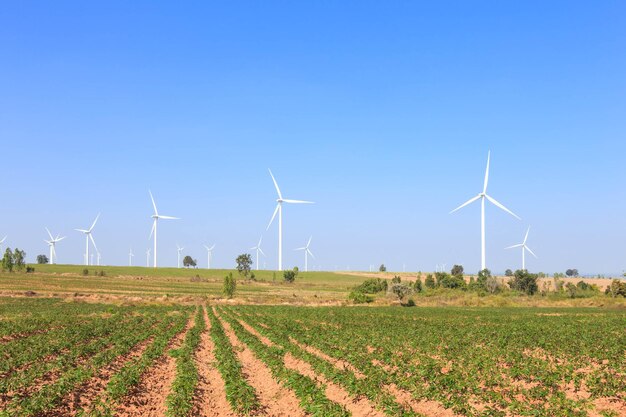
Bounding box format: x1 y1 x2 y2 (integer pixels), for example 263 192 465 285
0 297 624 416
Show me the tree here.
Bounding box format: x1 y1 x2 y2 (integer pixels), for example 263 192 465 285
223 273 236 298
37 254 49 264
283 268 298 283
391 275 401 284
236 254 252 278
2 248 14 272
450 265 464 277
183 255 197 268
505 269 513 277
424 274 436 289
508 269 539 295
13 249 26 271
379 264 386 272
414 277 423 293
389 282 412 300
565 269 579 277
605 279 626 297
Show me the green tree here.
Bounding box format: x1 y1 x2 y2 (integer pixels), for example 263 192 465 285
391 275 401 284
451 265 464 276
236 253 252 278
505 269 513 277
379 264 386 272
13 249 26 271
2 248 14 272
389 283 413 301
283 268 298 283
223 273 236 298
424 274 435 289
414 277 423 293
508 269 539 295
37 254 49 264
182 255 197 268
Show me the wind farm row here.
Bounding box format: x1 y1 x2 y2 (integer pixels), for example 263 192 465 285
5 153 538 273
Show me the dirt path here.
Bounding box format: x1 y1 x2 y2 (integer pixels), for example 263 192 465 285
114 312 196 417
283 352 385 417
214 308 305 417
192 306 235 417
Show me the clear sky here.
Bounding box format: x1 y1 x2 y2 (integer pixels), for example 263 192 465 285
1 1 625 275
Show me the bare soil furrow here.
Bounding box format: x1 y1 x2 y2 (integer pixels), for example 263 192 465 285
192 306 235 417
283 352 384 417
385 383 460 417
288 336 365 378
114 313 195 417
215 309 305 417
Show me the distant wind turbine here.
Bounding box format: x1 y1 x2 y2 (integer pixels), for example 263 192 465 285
75 214 99 266
97 252 101 266
295 236 314 272
450 151 520 271
203 244 215 269
149 191 179 268
0 236 7 254
146 248 151 267
266 169 314 271
250 237 265 270
129 248 134 266
44 228 66 264
176 244 184 268
505 227 537 270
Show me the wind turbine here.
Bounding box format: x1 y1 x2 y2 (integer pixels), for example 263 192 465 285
176 244 184 268
250 237 265 270
149 191 179 268
97 252 101 266
146 248 151 267
203 244 215 269
44 228 66 264
266 169 314 271
295 236 315 272
450 151 520 271
505 227 537 270
75 214 100 266
0 236 6 254
129 248 134 266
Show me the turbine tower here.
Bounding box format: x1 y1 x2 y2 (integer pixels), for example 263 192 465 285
146 248 151 267
295 236 315 272
129 248 134 266
450 151 520 271
203 244 215 269
505 227 537 270
176 244 184 268
149 191 179 268
75 214 100 266
266 169 314 271
0 236 7 254
250 237 265 270
44 228 66 264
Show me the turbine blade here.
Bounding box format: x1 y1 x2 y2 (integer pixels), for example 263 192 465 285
0 236 6 244
450 195 481 214
89 234 98 253
307 249 315 259
89 213 100 232
149 220 156 239
75 229 89 233
57 236 67 242
268 169 282 199
306 236 312 247
266 204 280 230
158 215 179 220
258 236 263 247
295 247 306 251
485 195 521 220
483 151 491 194
523 227 530 244
525 246 538 258
282 199 314 204
210 244 215 250
258 247 265 256
149 190 158 216
45 227 54 240
505 244 523 249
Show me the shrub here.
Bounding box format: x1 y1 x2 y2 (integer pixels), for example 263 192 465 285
13 249 26 271
2 248 14 272
424 274 436 289
97 270 106 277
223 273 236 298
414 277 423 293
451 265 464 276
82 268 89 276
508 269 539 295
348 290 373 304
354 278 387 294
605 279 626 297
26 266 35 273
436 272 466 290
505 269 513 277
250 272 256 281
379 264 386 272
391 275 401 284
389 282 413 301
37 255 49 264
283 269 298 283
565 282 578 298
404 298 416 307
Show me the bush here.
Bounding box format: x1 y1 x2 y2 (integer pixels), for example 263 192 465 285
451 265 464 276
348 290 373 304
389 282 413 301
250 272 256 281
605 279 626 297
2 248 14 272
404 298 416 307
223 273 236 298
565 282 577 298
354 278 387 294
391 275 401 284
508 269 539 295
379 264 387 272
505 269 513 277
414 277 423 293
424 274 436 289
97 270 106 277
283 268 298 283
37 255 49 264
82 268 89 276
436 272 466 290
26 266 35 273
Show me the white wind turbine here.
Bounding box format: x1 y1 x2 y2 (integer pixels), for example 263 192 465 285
44 228 66 264
176 244 184 268
250 237 265 270
295 236 315 272
129 248 134 266
203 244 215 269
146 248 151 267
149 191 179 268
75 214 100 266
266 169 314 271
450 151 520 271
0 236 7 254
506 227 537 271
97 252 101 266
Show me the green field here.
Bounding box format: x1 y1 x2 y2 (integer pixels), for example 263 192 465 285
0 297 624 416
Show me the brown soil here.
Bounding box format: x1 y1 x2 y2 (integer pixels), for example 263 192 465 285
288 336 366 379
385 383 460 417
114 313 195 417
589 397 626 417
236 318 276 348
283 352 384 417
214 309 305 417
192 306 236 417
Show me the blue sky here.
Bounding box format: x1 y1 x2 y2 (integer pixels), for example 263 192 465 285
1 1 625 275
